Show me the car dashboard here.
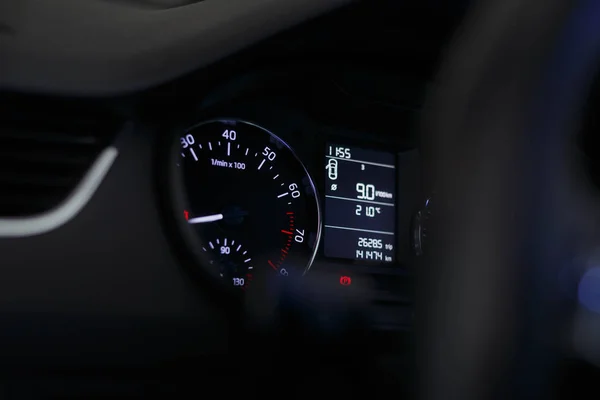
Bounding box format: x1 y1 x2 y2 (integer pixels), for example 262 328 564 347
0 1 468 397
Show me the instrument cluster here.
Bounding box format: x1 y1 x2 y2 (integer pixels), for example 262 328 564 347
159 81 422 296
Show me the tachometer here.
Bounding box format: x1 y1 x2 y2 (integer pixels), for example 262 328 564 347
172 119 321 291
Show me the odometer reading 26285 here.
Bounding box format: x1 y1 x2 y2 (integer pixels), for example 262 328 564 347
175 120 321 291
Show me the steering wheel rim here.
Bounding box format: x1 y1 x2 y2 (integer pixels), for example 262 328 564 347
420 1 600 398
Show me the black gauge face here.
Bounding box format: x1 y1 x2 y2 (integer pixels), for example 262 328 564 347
175 120 321 291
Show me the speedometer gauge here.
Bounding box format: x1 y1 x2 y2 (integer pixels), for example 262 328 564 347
171 119 321 291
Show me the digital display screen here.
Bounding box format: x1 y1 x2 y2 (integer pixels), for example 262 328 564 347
324 144 396 263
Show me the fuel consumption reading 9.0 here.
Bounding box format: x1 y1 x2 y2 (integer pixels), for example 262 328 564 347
324 144 396 263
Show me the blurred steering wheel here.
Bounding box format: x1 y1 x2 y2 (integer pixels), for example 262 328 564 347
421 0 600 399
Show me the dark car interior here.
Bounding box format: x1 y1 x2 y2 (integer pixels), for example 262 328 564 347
3 0 600 398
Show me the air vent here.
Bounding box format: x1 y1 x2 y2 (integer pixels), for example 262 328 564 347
0 96 122 217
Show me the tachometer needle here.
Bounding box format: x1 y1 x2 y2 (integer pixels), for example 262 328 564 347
188 214 224 224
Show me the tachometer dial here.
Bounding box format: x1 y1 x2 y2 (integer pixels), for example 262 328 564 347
173 119 321 290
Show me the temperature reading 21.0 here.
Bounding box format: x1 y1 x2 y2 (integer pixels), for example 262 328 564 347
324 143 396 263
355 205 380 217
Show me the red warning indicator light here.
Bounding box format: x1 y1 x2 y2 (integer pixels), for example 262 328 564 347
184 210 189 221
340 276 352 286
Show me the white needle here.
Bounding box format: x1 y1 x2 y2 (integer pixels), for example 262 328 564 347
188 214 224 224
